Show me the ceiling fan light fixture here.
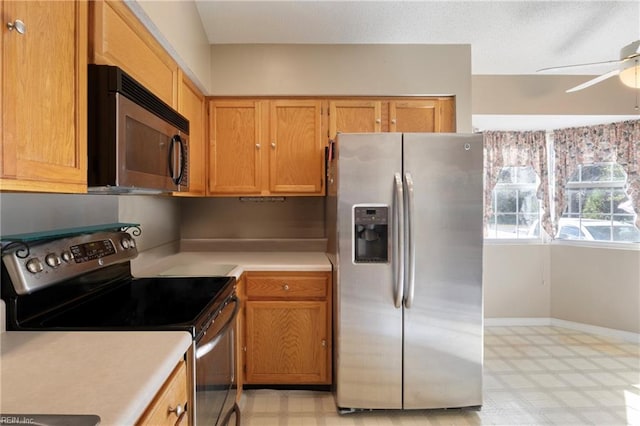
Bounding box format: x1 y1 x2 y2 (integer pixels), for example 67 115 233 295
619 59 640 88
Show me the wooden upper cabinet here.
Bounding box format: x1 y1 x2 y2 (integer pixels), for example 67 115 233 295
177 72 205 196
89 0 178 107
1 0 87 193
208 100 264 195
389 99 456 133
329 100 381 140
438 97 456 133
208 99 326 196
269 100 324 195
390 100 439 132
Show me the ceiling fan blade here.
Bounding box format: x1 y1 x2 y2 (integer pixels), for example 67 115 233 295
565 69 621 93
537 58 622 73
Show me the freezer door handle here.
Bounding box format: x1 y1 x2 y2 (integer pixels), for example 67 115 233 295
393 172 404 309
404 172 416 309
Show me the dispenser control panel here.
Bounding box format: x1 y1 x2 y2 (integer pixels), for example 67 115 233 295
353 205 389 263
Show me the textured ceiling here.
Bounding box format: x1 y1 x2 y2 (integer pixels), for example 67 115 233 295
194 1 640 75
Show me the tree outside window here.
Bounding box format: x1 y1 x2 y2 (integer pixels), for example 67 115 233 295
486 166 541 239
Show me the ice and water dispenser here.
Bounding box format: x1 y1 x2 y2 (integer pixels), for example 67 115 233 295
353 206 389 263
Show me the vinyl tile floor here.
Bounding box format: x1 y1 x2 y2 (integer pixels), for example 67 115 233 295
238 326 640 425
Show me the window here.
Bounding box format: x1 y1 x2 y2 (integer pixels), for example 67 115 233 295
486 166 541 239
558 163 640 243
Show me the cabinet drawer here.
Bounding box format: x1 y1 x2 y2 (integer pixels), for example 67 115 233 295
246 273 328 299
137 361 188 425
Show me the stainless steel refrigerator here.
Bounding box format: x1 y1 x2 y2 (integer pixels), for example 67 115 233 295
326 132 484 412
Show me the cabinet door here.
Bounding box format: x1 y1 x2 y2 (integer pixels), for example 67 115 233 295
245 301 329 384
1 0 87 193
389 100 441 132
269 100 324 195
235 274 246 403
177 72 205 196
439 97 456 132
90 0 178 107
137 361 189 426
329 100 381 140
208 100 265 195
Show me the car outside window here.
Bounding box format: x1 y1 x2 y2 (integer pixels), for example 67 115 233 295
559 163 639 243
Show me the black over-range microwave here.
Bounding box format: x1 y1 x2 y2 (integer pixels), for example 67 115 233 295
88 65 189 193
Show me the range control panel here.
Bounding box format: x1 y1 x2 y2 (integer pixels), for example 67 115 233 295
2 231 138 295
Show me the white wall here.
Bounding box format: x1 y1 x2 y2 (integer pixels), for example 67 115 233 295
210 44 473 132
483 244 551 319
126 0 212 93
551 245 640 334
473 75 639 116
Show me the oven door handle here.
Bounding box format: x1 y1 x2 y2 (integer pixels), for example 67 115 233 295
195 296 239 359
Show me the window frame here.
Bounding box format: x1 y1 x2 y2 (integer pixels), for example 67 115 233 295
485 166 543 242
558 162 639 245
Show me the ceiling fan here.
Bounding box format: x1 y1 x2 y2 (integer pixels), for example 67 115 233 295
537 40 640 93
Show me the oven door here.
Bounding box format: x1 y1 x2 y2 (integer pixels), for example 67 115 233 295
195 296 239 426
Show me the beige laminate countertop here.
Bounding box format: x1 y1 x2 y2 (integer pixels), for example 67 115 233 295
133 250 332 279
1 331 191 426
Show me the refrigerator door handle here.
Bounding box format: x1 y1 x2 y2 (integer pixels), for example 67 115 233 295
393 172 404 309
404 172 416 308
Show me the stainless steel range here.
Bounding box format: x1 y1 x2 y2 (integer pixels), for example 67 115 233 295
1 229 240 426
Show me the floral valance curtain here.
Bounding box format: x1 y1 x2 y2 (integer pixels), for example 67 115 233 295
483 131 552 236
553 119 640 231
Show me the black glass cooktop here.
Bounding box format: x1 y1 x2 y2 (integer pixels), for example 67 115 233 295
3 260 235 337
39 276 233 328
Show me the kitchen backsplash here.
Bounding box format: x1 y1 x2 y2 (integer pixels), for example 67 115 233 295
180 197 325 239
0 194 180 253
0 194 323 254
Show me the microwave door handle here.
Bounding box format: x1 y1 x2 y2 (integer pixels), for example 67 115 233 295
168 135 185 185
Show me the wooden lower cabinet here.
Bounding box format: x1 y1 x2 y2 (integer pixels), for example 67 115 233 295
235 274 246 402
243 271 331 385
137 360 189 426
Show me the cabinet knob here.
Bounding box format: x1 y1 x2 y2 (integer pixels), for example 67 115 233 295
6 19 26 34
271 142 276 149
391 119 397 124
321 339 327 347
282 283 289 291
168 404 184 418
375 118 381 124
255 143 261 149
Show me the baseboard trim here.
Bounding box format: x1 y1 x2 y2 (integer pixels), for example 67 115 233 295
485 317 639 343
485 317 551 327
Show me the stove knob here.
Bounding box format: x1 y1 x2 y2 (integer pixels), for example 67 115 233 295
61 251 73 263
120 237 130 249
45 253 62 268
26 258 44 274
